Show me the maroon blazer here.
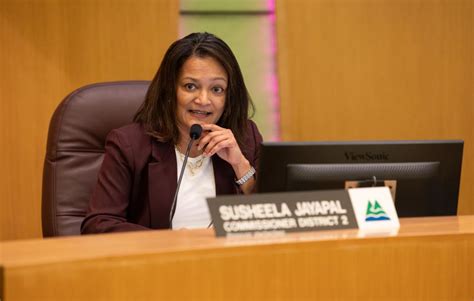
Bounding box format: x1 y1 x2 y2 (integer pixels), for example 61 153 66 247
81 121 263 234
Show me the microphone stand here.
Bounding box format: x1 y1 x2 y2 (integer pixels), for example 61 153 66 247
169 124 202 228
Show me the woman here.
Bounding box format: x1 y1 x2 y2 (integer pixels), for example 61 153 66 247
81 32 263 233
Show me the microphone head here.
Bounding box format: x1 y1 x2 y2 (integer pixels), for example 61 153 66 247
189 124 203 140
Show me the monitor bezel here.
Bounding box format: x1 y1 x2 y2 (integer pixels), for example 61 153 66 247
256 140 463 217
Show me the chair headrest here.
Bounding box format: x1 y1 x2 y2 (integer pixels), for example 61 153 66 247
46 81 150 159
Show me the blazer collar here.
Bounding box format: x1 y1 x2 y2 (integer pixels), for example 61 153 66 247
151 138 174 163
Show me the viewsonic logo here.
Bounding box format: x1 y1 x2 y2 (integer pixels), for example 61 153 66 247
344 151 389 161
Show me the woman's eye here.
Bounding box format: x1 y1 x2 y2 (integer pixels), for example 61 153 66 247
184 83 196 91
212 86 225 94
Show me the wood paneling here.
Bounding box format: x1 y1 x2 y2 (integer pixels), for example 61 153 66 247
0 0 179 241
276 0 473 214
1 216 473 300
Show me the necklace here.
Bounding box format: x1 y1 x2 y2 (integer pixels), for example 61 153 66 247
176 148 205 176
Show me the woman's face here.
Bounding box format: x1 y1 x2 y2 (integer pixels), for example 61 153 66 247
176 56 228 140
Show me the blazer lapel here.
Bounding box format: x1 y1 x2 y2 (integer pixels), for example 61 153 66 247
148 141 176 229
213 156 238 195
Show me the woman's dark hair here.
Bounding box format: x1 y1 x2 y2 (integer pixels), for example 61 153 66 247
134 32 255 146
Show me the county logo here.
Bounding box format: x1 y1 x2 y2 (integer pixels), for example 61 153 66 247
365 200 390 221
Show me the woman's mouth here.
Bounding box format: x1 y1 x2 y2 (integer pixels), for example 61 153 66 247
189 110 212 118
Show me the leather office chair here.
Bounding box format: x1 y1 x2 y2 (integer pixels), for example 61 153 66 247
42 81 150 237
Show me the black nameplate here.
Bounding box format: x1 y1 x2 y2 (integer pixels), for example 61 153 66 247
207 190 358 237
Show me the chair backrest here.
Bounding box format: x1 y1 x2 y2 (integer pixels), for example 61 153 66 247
42 81 150 237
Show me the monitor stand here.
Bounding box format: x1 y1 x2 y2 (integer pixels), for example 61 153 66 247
345 177 397 201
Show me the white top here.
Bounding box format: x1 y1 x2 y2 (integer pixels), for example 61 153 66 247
171 148 215 229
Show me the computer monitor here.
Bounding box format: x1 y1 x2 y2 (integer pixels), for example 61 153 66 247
257 140 463 217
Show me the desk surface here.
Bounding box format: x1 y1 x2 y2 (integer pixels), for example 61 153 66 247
1 216 474 300
1 215 474 267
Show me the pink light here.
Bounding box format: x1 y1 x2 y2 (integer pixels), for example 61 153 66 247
266 0 280 141
266 0 275 12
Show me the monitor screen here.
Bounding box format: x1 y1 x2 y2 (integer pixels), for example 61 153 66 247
257 140 463 217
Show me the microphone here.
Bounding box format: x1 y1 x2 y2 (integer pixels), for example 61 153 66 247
189 123 203 140
169 124 203 228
